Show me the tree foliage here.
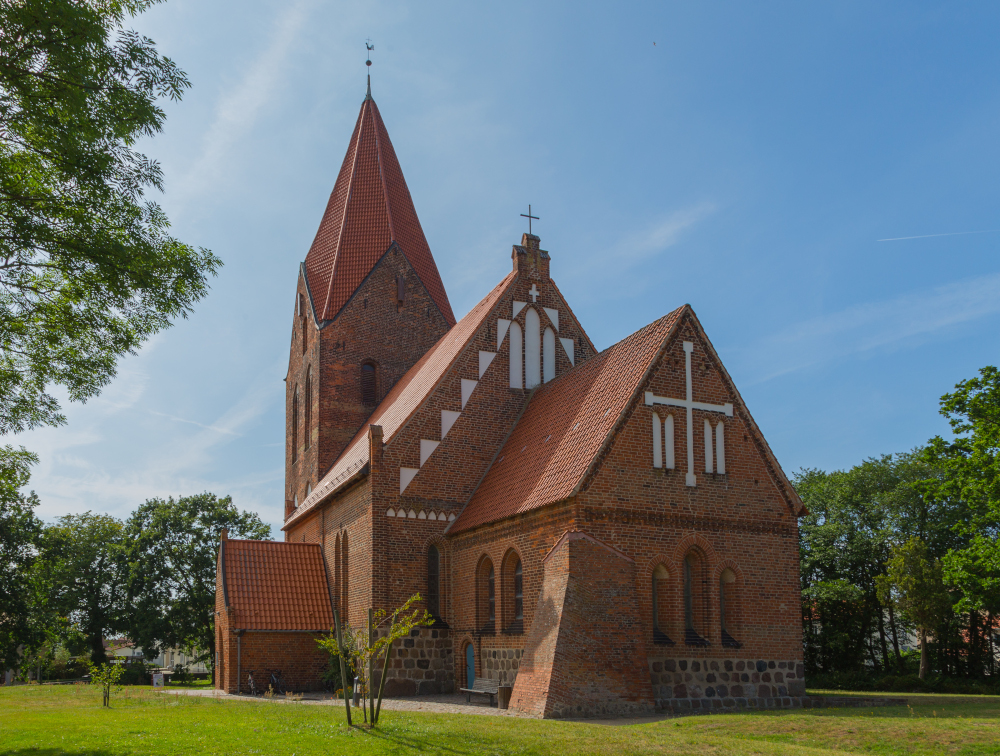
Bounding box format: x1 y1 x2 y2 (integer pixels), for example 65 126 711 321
877 538 952 679
35 512 127 664
122 493 270 675
926 366 1000 615
0 0 219 450
0 449 42 669
317 595 433 727
89 661 123 706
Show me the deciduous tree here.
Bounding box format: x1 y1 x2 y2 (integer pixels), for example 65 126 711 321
122 493 270 680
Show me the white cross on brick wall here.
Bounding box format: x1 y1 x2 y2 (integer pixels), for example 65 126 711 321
645 341 731 487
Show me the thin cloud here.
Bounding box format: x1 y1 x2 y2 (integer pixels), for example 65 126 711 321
878 229 1000 242
619 202 717 261
173 1 311 203
743 271 1000 383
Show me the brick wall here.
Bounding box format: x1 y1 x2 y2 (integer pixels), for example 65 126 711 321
510 531 655 719
285 245 451 514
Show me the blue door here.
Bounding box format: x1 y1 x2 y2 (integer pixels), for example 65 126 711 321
466 644 475 688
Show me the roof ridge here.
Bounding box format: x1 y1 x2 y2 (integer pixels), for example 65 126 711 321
285 270 517 529
321 101 366 320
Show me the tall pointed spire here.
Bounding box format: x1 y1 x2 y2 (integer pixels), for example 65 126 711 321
303 92 455 325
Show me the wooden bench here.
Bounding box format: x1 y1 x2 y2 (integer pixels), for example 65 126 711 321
460 678 499 705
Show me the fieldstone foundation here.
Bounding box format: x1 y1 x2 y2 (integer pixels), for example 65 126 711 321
648 657 806 712
382 627 454 696
483 648 522 685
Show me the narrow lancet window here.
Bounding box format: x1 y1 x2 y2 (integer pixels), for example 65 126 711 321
652 412 663 468
720 568 741 647
715 421 726 474
543 327 556 383
427 546 440 618
652 564 674 645
704 419 713 473
665 414 675 470
524 308 541 388
361 363 377 406
509 322 523 388
291 386 299 463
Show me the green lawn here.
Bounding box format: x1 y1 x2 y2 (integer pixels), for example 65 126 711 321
2 684 999 755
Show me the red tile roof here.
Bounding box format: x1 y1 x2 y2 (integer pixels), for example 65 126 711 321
284 270 517 529
449 307 685 534
304 95 455 325
220 538 333 631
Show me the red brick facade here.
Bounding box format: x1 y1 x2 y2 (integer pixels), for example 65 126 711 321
216 90 806 717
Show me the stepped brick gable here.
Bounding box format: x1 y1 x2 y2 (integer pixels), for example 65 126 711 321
216 86 805 715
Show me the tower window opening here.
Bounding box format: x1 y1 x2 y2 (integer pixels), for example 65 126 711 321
361 363 377 406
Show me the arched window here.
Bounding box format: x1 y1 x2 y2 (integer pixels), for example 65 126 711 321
478 557 495 633
524 308 541 388
488 566 496 624
514 560 523 621
684 552 709 646
652 564 674 645
334 533 342 617
361 363 377 406
509 322 523 389
291 385 299 463
427 546 440 618
304 368 312 450
543 327 555 383
502 552 524 634
652 412 662 468
720 568 741 647
341 531 349 621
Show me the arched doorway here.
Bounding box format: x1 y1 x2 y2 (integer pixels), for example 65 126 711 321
465 643 475 688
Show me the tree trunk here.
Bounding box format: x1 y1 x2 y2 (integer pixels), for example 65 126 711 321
877 609 890 672
333 610 352 727
919 629 930 680
887 603 904 673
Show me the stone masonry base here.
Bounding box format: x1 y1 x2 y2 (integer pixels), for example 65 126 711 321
650 657 806 713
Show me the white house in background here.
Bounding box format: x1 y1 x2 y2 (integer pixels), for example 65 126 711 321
104 638 208 673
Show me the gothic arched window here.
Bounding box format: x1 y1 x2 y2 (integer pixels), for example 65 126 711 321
514 560 523 622
524 308 541 388
477 557 495 633
291 385 299 463
543 327 555 383
509 322 523 389
652 564 674 645
720 568 741 647
427 545 440 618
361 363 377 406
684 552 709 646
304 368 312 450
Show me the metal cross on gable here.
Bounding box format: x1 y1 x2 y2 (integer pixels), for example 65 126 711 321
645 341 732 487
520 204 539 235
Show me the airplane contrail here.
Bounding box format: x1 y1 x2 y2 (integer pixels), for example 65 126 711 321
878 229 999 242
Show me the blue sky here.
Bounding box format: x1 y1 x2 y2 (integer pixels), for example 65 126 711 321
14 1 1000 536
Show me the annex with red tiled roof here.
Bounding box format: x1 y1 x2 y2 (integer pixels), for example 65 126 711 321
216 82 805 715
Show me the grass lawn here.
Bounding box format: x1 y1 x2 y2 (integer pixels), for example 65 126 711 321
1 685 999 755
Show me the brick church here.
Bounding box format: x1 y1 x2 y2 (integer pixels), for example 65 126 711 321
215 80 807 717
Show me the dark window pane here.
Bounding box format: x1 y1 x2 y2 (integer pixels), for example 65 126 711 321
488 567 495 622
514 560 523 620
427 546 440 617
361 364 377 406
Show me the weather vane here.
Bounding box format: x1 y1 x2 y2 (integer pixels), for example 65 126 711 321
520 204 539 235
365 39 374 98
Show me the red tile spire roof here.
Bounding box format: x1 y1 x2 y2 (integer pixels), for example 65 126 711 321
304 93 455 325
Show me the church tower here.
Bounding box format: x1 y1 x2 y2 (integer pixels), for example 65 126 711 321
285 86 455 518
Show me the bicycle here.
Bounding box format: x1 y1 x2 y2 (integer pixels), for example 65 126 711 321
268 670 286 696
